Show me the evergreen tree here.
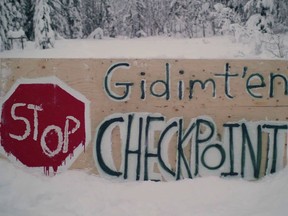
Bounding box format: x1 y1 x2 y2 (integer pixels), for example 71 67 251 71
198 1 213 37
146 0 169 36
49 0 70 39
82 0 112 37
168 0 187 36
34 0 55 49
113 0 135 37
132 0 147 37
49 0 83 39
22 0 35 40
185 0 202 37
227 0 247 22
123 8 134 38
82 1 95 37
8 0 24 27
212 3 241 35
0 0 10 50
103 0 116 37
0 0 24 50
67 0 83 39
245 0 275 33
273 0 288 33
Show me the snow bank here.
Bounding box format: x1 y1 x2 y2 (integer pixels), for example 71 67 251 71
0 36 283 59
0 158 288 216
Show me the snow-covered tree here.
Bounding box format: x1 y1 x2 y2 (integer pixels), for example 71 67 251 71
67 0 83 39
88 27 104 39
22 0 35 40
0 0 24 50
82 0 96 36
145 0 169 36
34 0 55 49
227 0 247 21
244 0 276 54
195 1 212 37
0 0 10 50
123 9 134 37
167 0 187 37
102 0 116 37
49 0 70 39
245 0 275 33
273 0 288 33
184 0 202 37
1 0 287 46
130 0 147 37
165 0 215 38
212 3 241 35
82 0 115 38
48 0 83 39
111 0 140 38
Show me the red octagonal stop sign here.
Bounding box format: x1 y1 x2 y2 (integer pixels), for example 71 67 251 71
0 77 90 175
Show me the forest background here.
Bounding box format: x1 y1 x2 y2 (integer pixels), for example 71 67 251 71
0 0 288 56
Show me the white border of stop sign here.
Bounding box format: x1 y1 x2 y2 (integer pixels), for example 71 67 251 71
0 76 91 175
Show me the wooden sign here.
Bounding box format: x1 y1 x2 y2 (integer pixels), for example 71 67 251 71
0 59 287 181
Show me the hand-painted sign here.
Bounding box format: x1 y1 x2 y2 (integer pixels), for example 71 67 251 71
0 77 90 175
94 113 287 181
103 62 287 101
0 59 287 181
94 60 288 181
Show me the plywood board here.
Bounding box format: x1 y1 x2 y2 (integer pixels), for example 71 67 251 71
0 59 287 181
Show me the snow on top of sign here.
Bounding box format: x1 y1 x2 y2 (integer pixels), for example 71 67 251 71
7 29 26 38
0 36 287 59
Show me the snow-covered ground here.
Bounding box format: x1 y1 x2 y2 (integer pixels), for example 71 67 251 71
0 36 287 59
0 159 288 216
